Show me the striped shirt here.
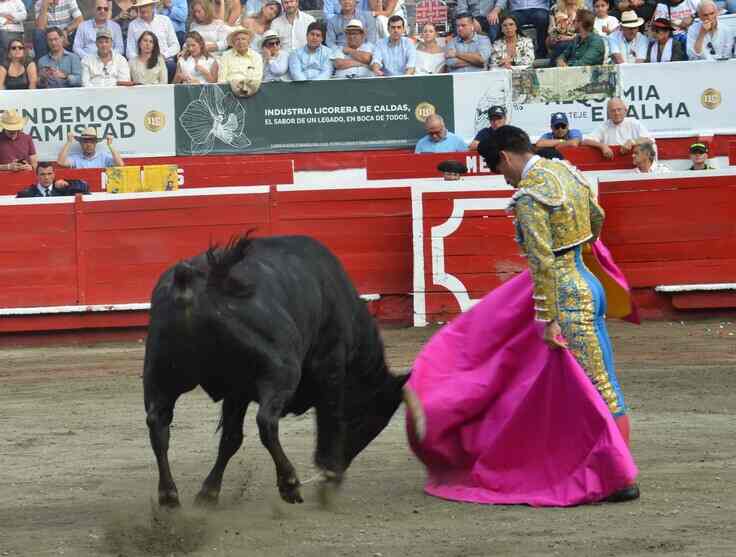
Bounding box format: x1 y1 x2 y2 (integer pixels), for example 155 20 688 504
0 0 27 34
34 0 82 30
372 36 416 76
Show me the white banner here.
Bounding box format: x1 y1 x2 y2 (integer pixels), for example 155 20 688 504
451 71 512 143
0 85 176 161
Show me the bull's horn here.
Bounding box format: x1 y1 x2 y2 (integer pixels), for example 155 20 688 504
402 385 426 443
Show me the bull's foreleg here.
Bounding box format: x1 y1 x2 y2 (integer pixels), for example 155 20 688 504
146 396 180 508
195 398 248 507
314 386 346 483
256 382 302 504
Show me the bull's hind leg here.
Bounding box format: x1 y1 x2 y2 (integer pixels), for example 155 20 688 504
195 398 248 507
256 375 302 504
145 394 180 508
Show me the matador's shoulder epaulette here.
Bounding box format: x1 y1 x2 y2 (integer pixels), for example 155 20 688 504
516 159 565 207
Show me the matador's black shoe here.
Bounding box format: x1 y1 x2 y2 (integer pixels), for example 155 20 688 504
605 484 640 503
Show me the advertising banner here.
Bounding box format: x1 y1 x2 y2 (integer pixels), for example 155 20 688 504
0 85 177 161
508 65 620 141
451 70 512 143
174 76 454 155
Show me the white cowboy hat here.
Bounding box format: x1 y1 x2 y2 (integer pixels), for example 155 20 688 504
0 109 27 131
620 10 645 28
76 127 104 143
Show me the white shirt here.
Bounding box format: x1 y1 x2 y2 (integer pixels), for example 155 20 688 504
81 51 131 87
126 14 180 59
270 10 315 52
635 161 670 174
687 20 735 60
586 118 653 146
0 0 27 33
609 29 649 62
594 15 619 36
190 20 232 53
178 55 217 83
331 42 374 78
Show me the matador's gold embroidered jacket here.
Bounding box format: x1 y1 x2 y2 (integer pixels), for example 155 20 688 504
510 158 605 322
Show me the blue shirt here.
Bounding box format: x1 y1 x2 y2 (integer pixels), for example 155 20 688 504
540 129 582 141
326 11 378 48
158 0 188 34
495 0 549 10
68 150 114 168
415 132 468 154
445 33 492 73
37 50 82 88
73 19 125 58
288 45 334 81
372 36 417 76
323 0 370 19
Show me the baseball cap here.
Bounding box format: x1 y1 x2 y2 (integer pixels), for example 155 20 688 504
96 28 113 40
550 112 569 126
345 18 364 31
689 142 708 154
487 105 506 119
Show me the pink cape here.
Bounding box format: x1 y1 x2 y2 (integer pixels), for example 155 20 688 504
407 242 639 507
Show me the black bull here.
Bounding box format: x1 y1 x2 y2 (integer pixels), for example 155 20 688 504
143 235 420 507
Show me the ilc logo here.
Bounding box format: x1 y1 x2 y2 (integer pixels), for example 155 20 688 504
700 89 721 110
414 102 436 122
144 110 166 132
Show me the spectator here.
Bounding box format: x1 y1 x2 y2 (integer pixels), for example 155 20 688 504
0 0 26 62
469 104 506 151
323 0 342 20
535 146 565 159
0 109 37 172
288 21 333 80
271 0 315 52
632 142 669 173
370 0 407 40
547 0 581 64
489 0 551 58
490 12 535 68
593 0 619 38
129 30 168 84
188 0 230 55
81 27 132 87
415 114 468 154
653 0 696 41
687 0 734 60
536 112 582 148
688 142 716 170
126 0 179 79
111 0 138 45
241 0 281 50
558 8 606 66
415 22 445 75
212 0 241 25
57 128 123 168
175 30 218 83
218 27 263 94
583 97 653 159
370 15 415 75
16 162 89 197
609 10 648 62
73 0 124 59
437 159 468 181
331 19 373 78
0 39 37 89
158 0 188 47
261 28 290 81
615 0 656 24
455 0 501 41
646 17 686 61
326 0 377 48
444 13 492 73
34 0 83 60
38 26 81 87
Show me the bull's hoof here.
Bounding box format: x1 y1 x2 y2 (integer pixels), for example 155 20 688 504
317 473 341 509
278 477 303 504
605 484 640 503
158 489 181 508
194 489 220 508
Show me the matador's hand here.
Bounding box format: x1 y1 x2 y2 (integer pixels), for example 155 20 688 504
544 321 567 349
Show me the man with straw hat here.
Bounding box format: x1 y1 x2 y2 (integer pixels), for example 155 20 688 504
0 110 37 172
219 26 263 96
57 127 124 168
609 10 649 64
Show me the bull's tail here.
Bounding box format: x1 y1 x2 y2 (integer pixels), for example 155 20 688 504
206 232 256 296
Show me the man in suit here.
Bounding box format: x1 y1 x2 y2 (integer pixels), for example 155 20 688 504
16 161 88 197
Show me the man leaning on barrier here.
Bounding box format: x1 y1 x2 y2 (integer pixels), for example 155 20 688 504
582 97 654 160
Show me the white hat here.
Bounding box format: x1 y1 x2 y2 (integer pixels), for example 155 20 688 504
227 26 253 46
260 29 280 48
620 10 645 28
344 19 364 31
131 0 158 7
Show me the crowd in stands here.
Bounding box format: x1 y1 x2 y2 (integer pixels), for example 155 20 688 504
1 0 734 90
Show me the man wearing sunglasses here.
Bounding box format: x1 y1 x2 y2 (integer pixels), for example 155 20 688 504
72 0 123 58
261 29 290 82
687 0 734 60
536 112 582 149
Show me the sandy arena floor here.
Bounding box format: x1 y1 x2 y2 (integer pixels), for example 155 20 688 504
0 318 734 556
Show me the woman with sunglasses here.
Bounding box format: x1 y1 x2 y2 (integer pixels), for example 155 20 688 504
645 17 685 61
0 39 37 89
174 31 218 84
